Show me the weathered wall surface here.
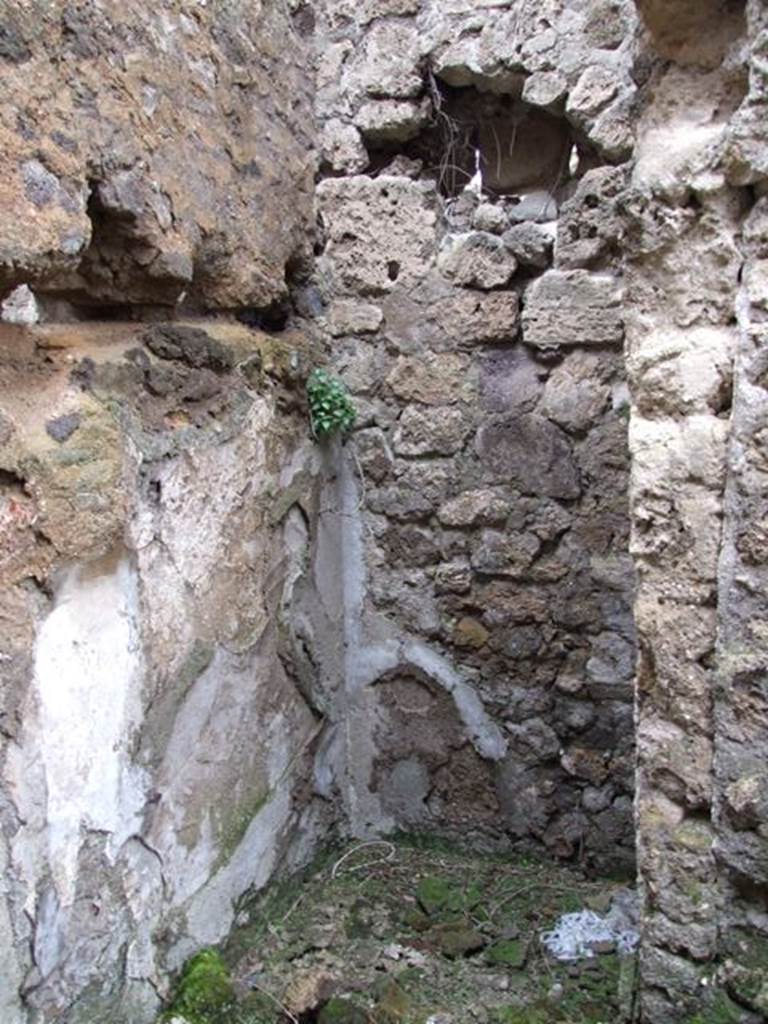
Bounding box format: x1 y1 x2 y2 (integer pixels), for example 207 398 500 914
1 0 768 1021
310 0 640 877
0 0 314 314
626 0 768 1019
0 323 334 1023
0 3 334 1022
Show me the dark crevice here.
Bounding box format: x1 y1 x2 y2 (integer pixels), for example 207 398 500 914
363 79 577 200
0 467 28 493
236 302 290 333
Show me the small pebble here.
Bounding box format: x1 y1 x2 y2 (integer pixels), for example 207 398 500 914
548 982 564 1003
45 412 81 443
590 940 616 955
404 948 428 968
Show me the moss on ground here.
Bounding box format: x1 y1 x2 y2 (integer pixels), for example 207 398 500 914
160 837 635 1024
159 949 236 1024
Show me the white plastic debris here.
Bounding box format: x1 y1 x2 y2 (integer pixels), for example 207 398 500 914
540 890 639 961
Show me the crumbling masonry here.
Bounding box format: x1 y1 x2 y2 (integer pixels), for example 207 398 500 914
0 1 766 1021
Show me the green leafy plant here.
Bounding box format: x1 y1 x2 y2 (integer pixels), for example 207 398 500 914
307 368 356 439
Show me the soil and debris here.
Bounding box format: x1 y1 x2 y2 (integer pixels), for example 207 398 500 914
163 836 638 1024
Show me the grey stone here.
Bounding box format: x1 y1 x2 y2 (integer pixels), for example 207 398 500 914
555 166 628 270
475 414 581 498
434 562 472 594
354 99 429 144
586 632 635 685
45 413 81 443
393 405 469 456
506 190 558 224
541 352 611 433
437 489 509 528
502 222 554 270
472 203 508 234
507 716 561 765
478 347 543 416
522 270 624 348
470 529 541 577
437 232 517 289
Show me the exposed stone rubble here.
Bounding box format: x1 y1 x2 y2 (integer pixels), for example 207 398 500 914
0 4 330 1023
0 0 767 1022
312 0 639 878
0 322 335 1024
0 1 314 312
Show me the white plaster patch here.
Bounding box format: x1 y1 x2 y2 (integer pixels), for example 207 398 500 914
33 555 146 905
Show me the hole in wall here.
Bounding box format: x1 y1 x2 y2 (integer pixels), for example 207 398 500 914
235 302 290 333
367 80 576 199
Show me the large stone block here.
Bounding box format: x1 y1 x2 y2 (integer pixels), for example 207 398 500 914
475 414 580 498
393 404 470 456
386 352 473 405
437 232 518 290
540 351 612 433
627 326 734 417
522 270 624 348
318 176 437 296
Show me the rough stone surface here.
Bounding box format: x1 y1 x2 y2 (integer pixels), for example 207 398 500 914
437 232 517 290
309 0 638 897
2 1 766 1022
0 323 332 1023
624 2 767 1018
0 1 315 311
522 270 625 349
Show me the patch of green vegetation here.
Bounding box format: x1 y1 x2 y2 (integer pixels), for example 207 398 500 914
686 990 745 1024
210 838 630 1024
681 878 704 906
558 953 622 1023
427 919 485 959
484 939 526 968
160 949 236 1024
488 1003 552 1024
223 842 344 967
317 996 369 1023
674 822 713 852
557 890 584 914
307 368 355 439
416 875 483 918
373 978 420 1024
721 932 768 1013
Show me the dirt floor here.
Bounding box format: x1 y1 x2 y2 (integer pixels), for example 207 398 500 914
172 835 638 1024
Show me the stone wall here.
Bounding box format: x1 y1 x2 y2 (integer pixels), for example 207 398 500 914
310 0 640 877
0 4 336 1022
626 0 768 1019
1 0 768 1022
0 320 337 1024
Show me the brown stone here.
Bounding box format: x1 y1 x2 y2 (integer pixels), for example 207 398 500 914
453 617 490 649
